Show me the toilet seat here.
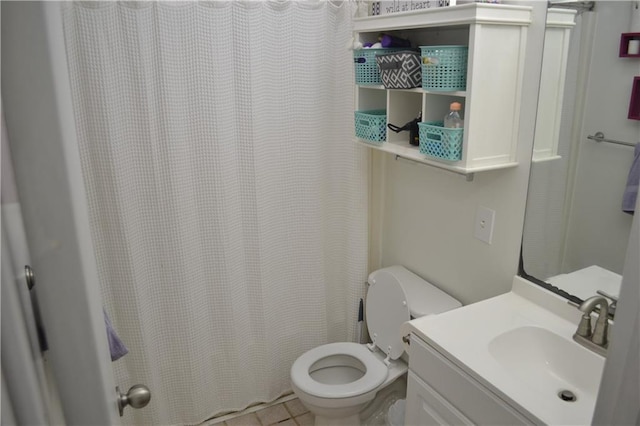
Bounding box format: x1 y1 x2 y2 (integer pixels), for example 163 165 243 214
366 270 410 360
291 342 388 399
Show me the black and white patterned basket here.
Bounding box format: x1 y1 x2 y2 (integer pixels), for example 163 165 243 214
375 50 422 89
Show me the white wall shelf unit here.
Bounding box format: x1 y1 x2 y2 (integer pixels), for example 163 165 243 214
354 3 532 177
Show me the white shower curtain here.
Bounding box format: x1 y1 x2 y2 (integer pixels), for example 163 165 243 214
62 2 367 424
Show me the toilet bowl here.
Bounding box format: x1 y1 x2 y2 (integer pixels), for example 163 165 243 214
290 266 461 426
291 342 406 425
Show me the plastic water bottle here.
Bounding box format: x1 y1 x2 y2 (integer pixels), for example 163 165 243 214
444 102 464 128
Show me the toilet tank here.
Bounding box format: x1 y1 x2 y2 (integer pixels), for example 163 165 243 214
368 266 461 318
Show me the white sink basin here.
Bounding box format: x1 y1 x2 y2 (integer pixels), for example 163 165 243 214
488 326 604 403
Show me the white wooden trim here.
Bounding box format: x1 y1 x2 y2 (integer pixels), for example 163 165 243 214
355 139 519 174
545 8 578 28
354 4 532 32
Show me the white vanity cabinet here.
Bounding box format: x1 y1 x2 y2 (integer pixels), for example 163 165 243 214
405 335 536 425
353 4 532 176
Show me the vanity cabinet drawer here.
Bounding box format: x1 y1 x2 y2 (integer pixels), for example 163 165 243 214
406 371 473 426
409 334 534 425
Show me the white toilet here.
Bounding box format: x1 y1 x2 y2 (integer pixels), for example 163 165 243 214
290 265 461 426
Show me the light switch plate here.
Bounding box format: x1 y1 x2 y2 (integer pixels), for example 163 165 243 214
474 206 495 244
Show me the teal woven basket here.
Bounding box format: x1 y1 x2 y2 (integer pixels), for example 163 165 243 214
354 49 402 85
420 45 468 91
355 110 387 143
418 121 464 161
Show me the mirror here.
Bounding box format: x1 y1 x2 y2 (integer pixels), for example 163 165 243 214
521 1 639 311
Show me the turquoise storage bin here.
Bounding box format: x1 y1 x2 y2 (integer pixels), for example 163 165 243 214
418 121 464 161
354 49 402 85
420 45 468 91
355 110 387 143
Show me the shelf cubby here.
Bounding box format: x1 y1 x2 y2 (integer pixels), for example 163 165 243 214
619 33 640 58
356 86 387 111
387 91 422 143
422 94 464 122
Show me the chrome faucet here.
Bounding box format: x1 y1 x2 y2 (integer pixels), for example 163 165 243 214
573 296 609 356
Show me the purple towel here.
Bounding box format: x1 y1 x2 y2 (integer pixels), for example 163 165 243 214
103 309 128 361
622 143 640 214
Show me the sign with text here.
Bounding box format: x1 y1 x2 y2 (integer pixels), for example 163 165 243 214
370 0 451 16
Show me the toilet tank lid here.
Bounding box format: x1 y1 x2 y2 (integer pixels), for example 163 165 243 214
368 266 461 318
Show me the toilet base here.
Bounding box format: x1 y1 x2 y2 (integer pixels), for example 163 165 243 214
315 413 360 426
312 375 407 426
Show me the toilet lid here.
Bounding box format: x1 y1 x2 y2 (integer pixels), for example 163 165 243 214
290 342 388 399
366 270 410 360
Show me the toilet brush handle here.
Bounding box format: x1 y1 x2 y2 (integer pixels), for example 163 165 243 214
357 299 364 343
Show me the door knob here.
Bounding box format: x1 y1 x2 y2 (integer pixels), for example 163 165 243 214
117 384 151 416
25 265 36 289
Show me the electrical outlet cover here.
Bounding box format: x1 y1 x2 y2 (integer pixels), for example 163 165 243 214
474 206 495 244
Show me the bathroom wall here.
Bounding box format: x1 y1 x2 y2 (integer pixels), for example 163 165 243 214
369 2 549 305
562 1 639 274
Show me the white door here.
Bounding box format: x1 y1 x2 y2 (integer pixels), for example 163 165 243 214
2 2 147 424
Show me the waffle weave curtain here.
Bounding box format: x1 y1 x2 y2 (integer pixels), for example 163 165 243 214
62 2 367 424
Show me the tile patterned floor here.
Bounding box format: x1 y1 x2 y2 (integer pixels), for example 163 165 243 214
222 398 314 426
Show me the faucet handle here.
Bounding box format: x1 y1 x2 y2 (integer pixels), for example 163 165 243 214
576 314 592 338
567 300 593 336
569 299 594 337
578 296 610 346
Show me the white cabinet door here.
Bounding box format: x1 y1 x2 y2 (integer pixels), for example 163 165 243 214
408 336 534 425
405 371 473 426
